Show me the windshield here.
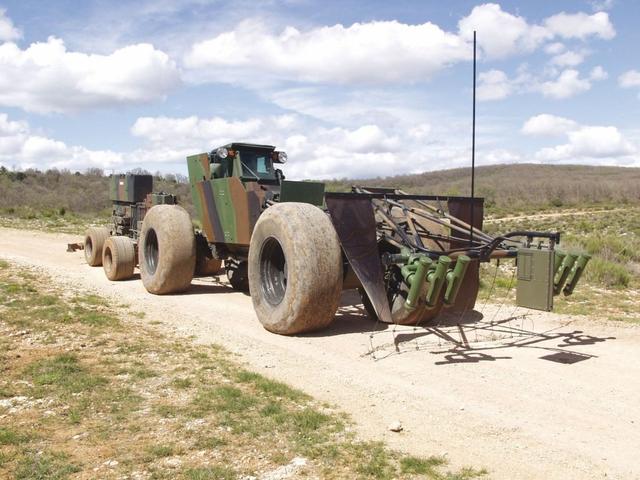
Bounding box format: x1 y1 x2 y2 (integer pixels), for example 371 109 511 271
239 150 276 180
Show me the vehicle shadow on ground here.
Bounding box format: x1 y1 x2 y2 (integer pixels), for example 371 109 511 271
311 292 616 365
179 277 248 296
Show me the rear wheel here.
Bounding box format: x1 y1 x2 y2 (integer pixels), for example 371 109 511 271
248 202 343 335
139 205 195 294
84 227 110 266
102 236 136 280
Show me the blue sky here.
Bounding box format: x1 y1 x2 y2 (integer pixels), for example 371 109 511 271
0 0 638 178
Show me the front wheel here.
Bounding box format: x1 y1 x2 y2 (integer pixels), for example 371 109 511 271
248 202 343 335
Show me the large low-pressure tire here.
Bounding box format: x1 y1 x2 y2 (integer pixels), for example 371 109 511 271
102 236 136 281
139 205 195 294
84 227 110 266
248 202 343 335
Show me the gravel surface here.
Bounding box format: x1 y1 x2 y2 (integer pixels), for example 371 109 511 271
1 227 639 480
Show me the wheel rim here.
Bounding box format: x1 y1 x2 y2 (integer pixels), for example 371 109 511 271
144 229 159 275
260 237 287 305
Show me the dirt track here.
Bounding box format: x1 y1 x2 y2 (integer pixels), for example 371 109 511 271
1 227 639 480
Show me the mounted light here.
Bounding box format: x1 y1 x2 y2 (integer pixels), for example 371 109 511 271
277 151 288 163
215 147 228 159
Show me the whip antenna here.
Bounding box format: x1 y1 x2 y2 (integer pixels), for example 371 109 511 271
470 30 477 246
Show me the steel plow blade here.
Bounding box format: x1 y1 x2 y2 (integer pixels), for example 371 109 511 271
326 197 392 324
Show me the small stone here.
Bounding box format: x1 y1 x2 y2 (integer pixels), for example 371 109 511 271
388 421 403 432
104 459 119 468
164 458 182 468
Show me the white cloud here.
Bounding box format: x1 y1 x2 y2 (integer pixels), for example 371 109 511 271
0 37 180 113
521 114 578 136
619 70 640 88
477 69 513 101
544 11 615 40
0 8 20 41
458 3 550 58
184 4 616 87
589 65 608 80
544 42 565 55
0 113 124 171
186 19 470 85
131 115 265 148
129 112 472 179
538 69 592 99
550 50 587 67
408 123 431 140
525 114 637 164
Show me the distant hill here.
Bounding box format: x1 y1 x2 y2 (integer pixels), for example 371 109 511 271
1 164 639 219
325 164 640 213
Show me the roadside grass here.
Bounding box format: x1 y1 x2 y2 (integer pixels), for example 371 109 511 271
0 259 487 480
481 205 640 323
0 206 108 235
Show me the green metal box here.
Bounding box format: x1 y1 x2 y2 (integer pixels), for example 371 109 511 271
516 248 554 311
280 180 325 207
109 174 153 204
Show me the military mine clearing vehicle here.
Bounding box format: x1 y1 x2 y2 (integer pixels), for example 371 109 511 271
83 142 590 335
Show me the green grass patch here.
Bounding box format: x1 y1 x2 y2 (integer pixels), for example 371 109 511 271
172 377 193 389
25 354 107 396
14 451 80 480
184 466 236 480
400 455 446 475
0 427 32 446
146 444 179 459
356 442 394 479
235 370 308 401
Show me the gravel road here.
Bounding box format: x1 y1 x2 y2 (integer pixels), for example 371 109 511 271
1 227 638 479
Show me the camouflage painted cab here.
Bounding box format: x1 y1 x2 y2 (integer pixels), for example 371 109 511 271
187 143 323 255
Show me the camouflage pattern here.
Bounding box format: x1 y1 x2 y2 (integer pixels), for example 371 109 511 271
188 145 325 247
109 174 152 203
192 176 265 246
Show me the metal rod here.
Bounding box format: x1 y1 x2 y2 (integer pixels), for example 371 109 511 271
325 191 480 202
396 190 493 242
470 30 477 247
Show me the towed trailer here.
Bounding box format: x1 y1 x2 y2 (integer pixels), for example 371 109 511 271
81 142 590 335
